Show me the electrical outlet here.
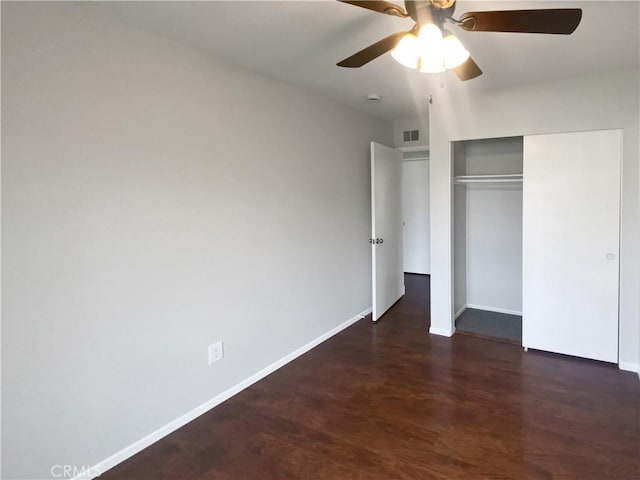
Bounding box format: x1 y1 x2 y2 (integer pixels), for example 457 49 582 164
208 341 224 365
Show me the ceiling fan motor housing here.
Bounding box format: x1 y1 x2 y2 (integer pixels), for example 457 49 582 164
430 0 455 8
405 0 456 29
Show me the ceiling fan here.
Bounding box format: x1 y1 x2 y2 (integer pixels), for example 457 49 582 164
337 0 582 80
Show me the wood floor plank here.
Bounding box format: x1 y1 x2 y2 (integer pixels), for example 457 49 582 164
102 274 640 480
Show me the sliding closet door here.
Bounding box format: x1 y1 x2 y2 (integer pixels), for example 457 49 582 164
523 130 621 363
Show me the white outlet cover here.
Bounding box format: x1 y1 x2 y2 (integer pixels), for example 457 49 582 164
208 341 224 365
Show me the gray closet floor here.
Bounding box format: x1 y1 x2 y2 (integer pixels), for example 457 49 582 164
456 308 522 343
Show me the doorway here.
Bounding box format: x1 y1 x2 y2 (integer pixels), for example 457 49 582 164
402 154 430 275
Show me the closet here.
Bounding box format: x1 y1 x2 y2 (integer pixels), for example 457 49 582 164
452 130 621 363
453 136 524 343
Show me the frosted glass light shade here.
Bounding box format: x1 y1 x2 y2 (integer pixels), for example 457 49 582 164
391 34 420 69
419 51 445 73
393 24 468 74
442 33 470 69
418 23 443 44
418 23 445 73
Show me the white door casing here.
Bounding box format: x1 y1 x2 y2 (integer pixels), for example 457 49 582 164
371 142 405 321
522 129 621 363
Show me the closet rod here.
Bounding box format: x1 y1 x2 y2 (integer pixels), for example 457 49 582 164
454 174 523 185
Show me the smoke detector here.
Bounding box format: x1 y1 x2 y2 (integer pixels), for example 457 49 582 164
366 93 381 102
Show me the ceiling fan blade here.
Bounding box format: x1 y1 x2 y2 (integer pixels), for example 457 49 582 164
459 9 582 34
337 31 408 68
338 0 408 18
453 56 482 81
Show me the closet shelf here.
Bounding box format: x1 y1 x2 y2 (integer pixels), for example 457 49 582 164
399 145 429 153
454 174 523 185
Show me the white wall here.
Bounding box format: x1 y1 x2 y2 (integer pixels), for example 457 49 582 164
402 160 430 274
463 137 523 175
465 185 523 314
453 185 466 314
429 68 640 370
1 3 393 479
394 115 429 149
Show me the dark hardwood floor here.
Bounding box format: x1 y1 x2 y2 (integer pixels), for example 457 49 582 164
103 274 640 479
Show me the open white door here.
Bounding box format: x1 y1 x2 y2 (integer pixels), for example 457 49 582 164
371 142 404 321
523 130 621 363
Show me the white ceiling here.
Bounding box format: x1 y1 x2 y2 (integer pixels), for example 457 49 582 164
84 1 640 120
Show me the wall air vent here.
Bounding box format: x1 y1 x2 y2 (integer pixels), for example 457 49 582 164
403 130 420 142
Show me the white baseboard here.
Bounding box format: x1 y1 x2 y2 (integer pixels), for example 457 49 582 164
465 303 522 317
454 306 466 319
72 307 372 480
618 361 640 376
429 326 455 337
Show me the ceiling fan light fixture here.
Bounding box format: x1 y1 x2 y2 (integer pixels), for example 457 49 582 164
442 33 470 69
417 23 445 73
419 51 445 73
417 23 443 45
338 1 584 81
391 33 421 69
